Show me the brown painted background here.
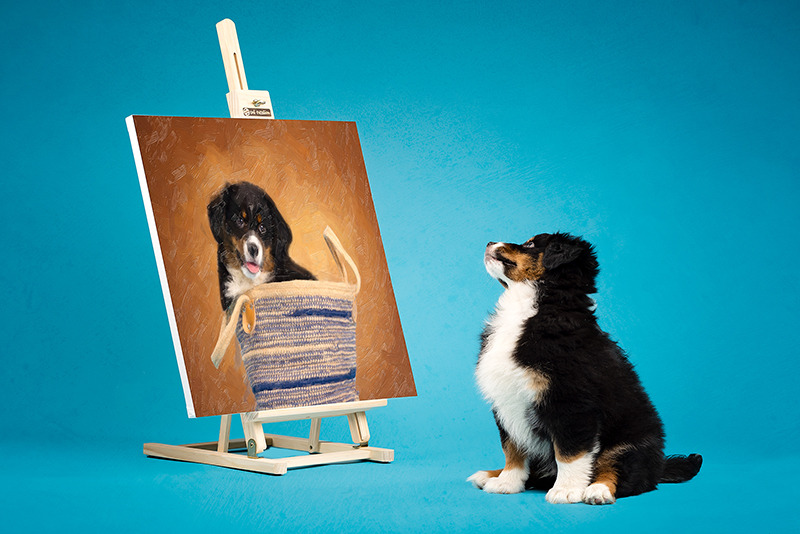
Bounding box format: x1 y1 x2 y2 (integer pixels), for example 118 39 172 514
132 116 416 417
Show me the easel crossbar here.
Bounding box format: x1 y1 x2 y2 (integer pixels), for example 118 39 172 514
144 440 393 476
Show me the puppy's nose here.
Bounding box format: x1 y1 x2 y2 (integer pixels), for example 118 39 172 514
248 243 259 257
487 242 496 247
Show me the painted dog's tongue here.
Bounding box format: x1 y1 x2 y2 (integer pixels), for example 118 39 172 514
246 262 260 274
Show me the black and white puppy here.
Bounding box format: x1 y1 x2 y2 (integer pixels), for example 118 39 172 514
468 233 701 504
208 182 314 310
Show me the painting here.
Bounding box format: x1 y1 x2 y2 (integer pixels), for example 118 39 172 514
127 116 416 417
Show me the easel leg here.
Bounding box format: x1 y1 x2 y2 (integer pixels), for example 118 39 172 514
347 411 370 447
308 418 322 453
241 415 267 455
218 414 232 453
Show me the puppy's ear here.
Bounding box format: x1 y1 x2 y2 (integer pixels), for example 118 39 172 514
207 185 229 243
270 202 293 258
542 241 583 270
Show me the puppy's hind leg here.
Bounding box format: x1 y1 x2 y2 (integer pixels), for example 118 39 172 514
582 444 631 505
469 439 529 494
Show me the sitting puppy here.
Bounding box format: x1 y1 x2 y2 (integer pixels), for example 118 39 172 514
208 182 314 310
468 233 701 504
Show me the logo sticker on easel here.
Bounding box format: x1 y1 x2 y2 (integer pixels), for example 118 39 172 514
242 107 273 117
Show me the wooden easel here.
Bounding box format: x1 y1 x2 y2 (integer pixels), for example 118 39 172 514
143 19 393 475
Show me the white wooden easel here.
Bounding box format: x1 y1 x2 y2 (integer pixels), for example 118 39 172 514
143 19 393 475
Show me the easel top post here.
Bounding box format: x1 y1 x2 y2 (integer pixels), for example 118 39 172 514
217 19 248 93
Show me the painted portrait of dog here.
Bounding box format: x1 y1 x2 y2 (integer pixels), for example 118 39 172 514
207 181 315 311
127 116 416 417
468 233 701 504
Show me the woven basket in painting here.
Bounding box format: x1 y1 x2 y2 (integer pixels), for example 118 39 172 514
211 227 360 410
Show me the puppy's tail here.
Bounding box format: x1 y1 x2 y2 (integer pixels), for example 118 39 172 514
660 453 703 483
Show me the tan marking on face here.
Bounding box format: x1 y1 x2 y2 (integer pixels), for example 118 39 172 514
592 444 631 496
527 369 550 403
222 235 242 269
257 214 262 224
262 246 275 272
499 246 546 282
241 210 247 220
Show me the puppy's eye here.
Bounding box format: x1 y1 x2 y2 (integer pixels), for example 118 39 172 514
234 215 245 228
258 224 267 234
523 241 535 249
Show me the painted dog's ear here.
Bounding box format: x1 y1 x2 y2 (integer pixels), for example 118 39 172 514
207 185 229 244
542 240 583 270
270 201 293 259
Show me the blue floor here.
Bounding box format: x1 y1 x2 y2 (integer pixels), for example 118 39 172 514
3 425 797 533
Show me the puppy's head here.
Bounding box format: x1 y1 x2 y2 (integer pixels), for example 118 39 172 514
207 182 292 281
484 232 598 292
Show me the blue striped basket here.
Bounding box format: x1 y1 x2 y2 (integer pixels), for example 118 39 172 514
211 227 360 410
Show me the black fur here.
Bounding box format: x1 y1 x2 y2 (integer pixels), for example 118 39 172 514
475 232 701 502
207 182 314 310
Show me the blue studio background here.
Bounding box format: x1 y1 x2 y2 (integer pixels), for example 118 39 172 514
1 1 798 532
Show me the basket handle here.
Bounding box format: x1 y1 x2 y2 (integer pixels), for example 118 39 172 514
323 226 361 294
210 294 254 368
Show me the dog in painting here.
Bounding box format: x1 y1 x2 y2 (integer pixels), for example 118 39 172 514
207 181 315 311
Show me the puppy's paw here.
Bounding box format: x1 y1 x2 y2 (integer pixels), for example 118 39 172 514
546 485 585 504
482 473 525 494
467 471 493 489
582 482 616 505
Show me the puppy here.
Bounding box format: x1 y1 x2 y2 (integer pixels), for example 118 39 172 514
208 182 314 310
468 233 701 504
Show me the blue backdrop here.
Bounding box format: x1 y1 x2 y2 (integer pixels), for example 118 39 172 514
1 1 798 532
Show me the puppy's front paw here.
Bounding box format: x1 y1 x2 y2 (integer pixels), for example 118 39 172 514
583 483 616 505
467 471 492 489
483 474 525 494
546 485 585 504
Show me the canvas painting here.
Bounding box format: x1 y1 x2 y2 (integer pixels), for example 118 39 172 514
127 116 416 418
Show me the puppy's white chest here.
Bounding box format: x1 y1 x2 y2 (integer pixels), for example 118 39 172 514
475 283 545 453
224 265 273 302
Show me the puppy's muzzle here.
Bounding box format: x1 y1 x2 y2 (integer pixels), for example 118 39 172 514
243 234 264 275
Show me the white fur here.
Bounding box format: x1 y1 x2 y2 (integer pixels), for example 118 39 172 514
467 470 493 489
484 242 512 286
475 279 544 457
482 467 528 494
546 446 599 504
467 467 529 495
583 482 615 505
224 266 273 303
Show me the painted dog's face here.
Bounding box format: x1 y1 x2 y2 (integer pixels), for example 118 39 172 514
484 233 598 290
208 182 294 308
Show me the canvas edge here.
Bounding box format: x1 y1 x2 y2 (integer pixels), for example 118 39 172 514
125 115 197 418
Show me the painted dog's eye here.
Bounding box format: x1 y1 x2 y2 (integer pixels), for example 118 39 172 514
258 224 267 234
233 215 245 228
